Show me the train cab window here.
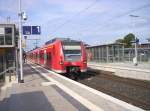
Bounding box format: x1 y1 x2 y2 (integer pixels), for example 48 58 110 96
63 44 81 62
64 50 81 55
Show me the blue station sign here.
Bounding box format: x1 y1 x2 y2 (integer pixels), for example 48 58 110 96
32 26 41 35
22 26 31 35
22 26 41 35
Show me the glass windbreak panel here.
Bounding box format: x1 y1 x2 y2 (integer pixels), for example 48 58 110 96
5 27 12 34
5 35 12 45
63 42 81 62
0 35 4 45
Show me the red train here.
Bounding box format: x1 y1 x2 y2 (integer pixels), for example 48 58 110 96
27 38 87 74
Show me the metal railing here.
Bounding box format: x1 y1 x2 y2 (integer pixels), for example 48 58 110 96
0 67 16 82
88 50 150 63
0 67 16 76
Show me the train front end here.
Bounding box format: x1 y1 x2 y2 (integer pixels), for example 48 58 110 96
61 39 87 73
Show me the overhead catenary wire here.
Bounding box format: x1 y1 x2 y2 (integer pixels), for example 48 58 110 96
50 0 99 35
71 3 150 37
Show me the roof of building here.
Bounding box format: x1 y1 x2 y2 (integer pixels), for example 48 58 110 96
86 43 124 48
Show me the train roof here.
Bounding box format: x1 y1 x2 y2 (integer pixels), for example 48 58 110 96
45 38 81 45
86 43 124 48
28 38 82 53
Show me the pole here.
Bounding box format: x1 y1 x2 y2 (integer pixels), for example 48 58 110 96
35 39 38 48
134 37 138 65
106 46 109 63
15 47 19 82
129 15 139 66
19 0 24 83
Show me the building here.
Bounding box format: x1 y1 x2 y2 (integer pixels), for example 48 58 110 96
124 43 150 62
0 24 18 82
140 43 150 48
86 43 124 62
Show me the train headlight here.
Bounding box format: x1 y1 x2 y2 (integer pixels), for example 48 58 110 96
83 60 87 64
59 60 64 65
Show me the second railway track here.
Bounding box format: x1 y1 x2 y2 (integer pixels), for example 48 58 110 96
75 68 150 110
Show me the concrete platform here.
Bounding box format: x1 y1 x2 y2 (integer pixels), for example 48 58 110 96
88 62 150 81
0 63 145 111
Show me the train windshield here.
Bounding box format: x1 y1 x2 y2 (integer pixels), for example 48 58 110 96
62 42 81 62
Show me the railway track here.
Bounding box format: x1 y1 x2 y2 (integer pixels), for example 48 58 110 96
77 69 150 110
88 69 150 89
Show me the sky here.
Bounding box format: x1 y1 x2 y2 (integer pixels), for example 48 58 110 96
0 0 150 51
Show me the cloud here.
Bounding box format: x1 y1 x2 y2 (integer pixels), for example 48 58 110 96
46 0 111 14
1 0 150 47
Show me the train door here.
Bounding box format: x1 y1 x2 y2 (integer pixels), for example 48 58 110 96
40 51 44 65
46 52 52 69
35 53 37 63
37 50 40 64
33 53 35 63
31 53 33 62
44 50 47 65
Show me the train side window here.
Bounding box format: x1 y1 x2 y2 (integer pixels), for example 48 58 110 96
40 53 43 59
38 52 39 59
35 53 37 59
42 53 44 59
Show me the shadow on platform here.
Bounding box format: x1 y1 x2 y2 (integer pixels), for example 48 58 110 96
0 91 55 111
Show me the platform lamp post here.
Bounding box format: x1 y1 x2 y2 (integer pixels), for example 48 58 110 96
129 15 139 66
18 0 27 83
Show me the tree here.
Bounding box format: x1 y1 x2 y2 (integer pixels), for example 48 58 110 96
123 33 135 48
115 33 135 48
115 39 123 43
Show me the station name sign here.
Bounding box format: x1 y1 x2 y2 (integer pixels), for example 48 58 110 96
22 26 41 35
